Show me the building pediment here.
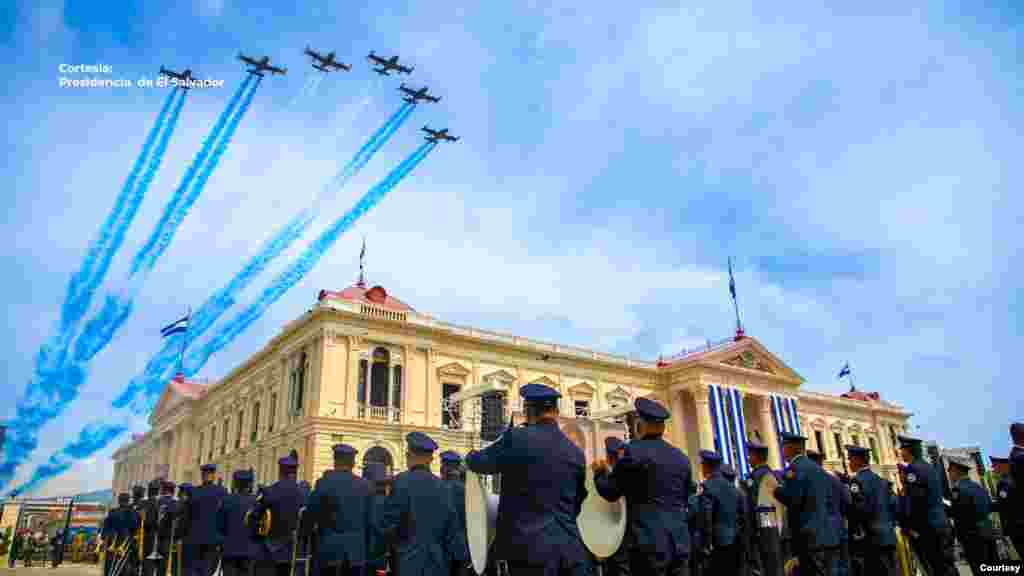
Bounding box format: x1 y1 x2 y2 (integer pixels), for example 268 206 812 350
483 369 516 384
605 385 632 407
568 381 596 397
530 375 557 387
437 361 471 378
705 337 803 382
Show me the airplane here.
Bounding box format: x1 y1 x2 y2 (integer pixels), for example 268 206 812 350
304 47 350 72
399 84 440 104
367 51 413 75
422 126 459 142
159 67 194 84
237 53 287 76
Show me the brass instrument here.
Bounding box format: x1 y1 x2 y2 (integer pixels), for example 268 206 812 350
164 508 179 576
244 490 272 537
110 534 133 576
289 507 310 576
136 509 146 576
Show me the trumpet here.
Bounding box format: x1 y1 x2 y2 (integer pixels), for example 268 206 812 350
136 509 146 576
110 535 133 576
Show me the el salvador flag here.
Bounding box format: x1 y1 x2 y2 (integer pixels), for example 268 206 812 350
161 314 189 338
838 363 851 379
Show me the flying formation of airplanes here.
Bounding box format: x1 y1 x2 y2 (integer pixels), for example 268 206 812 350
399 84 440 104
422 126 459 142
237 53 287 76
304 47 350 72
367 51 413 76
159 67 194 84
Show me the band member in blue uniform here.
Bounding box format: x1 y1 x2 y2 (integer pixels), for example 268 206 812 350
895 435 957 576
218 469 259 576
744 440 783 576
117 492 141 576
186 464 228 576
807 450 850 576
375 432 457 576
946 456 996 575
1007 423 1024 558
440 450 471 576
174 483 193 576
155 481 177 576
695 451 740 576
101 498 120 576
598 437 630 576
772 432 838 576
468 384 590 576
721 464 750 573
593 396 693 576
844 445 897 576
990 456 1013 539
140 480 162 576
252 455 305 576
363 463 392 576
302 444 373 576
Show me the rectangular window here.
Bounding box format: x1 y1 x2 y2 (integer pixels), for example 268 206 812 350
575 400 590 418
236 410 244 448
251 402 260 442
442 384 461 428
833 433 843 462
869 437 879 463
392 366 402 409
210 426 216 461
222 418 229 454
815 431 826 457
199 432 205 463
290 353 306 416
269 393 278 432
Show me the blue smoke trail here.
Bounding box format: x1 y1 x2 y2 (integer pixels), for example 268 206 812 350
111 209 314 411
4 142 439 497
129 76 253 277
184 141 437 373
112 102 418 412
63 88 181 332
3 422 128 497
73 78 263 365
0 90 184 489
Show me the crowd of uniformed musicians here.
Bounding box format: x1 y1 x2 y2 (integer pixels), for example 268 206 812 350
97 383 1024 576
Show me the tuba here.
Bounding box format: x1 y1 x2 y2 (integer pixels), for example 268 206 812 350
147 506 164 562
465 469 499 575
245 489 272 538
576 467 627 558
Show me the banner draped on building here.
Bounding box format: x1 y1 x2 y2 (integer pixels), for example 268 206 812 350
770 394 801 468
708 384 752 478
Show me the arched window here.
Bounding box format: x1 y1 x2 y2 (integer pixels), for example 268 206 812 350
358 359 368 404
364 445 394 477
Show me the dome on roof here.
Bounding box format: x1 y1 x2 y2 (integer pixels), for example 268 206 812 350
318 284 414 312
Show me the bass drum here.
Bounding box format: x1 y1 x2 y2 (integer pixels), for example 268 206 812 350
576 467 627 559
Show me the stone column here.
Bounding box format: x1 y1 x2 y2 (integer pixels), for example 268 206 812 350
758 396 782 469
669 389 688 450
346 337 360 419
694 383 715 452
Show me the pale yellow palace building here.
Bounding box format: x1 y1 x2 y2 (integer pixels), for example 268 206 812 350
112 277 913 493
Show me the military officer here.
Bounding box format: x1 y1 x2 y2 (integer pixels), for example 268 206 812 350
375 432 457 576
217 469 260 576
946 456 996 575
251 454 305 576
101 501 118 576
440 450 471 576
844 445 897 576
467 383 590 576
155 480 178 576
593 396 693 576
772 431 838 576
112 492 141 576
807 451 850 576
695 451 741 575
598 437 631 576
302 444 373 576
895 435 957 576
744 440 783 576
364 462 392 576
1007 423 1024 558
721 464 750 575
186 464 228 576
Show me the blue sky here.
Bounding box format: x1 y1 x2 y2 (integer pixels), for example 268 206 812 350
1 0 1021 496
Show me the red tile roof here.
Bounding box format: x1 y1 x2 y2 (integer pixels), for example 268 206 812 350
840 390 881 402
170 374 208 399
318 284 414 312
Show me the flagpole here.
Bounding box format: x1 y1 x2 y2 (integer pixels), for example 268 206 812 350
177 307 190 378
847 362 856 391
729 257 744 340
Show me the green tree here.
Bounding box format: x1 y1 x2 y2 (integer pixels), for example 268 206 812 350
0 526 11 556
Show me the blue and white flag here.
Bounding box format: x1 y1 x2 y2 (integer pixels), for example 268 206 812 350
161 314 189 337
728 257 737 301
838 362 851 379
